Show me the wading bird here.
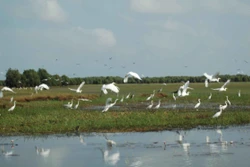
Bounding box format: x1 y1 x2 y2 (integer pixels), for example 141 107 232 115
212 79 230 92
221 101 227 110
74 100 80 109
212 105 223 118
208 93 212 100
154 99 161 109
194 99 201 110
35 146 50 157
101 82 119 95
8 101 16 112
146 100 154 109
123 71 142 83
226 96 231 105
238 90 241 97
173 93 177 101
68 81 85 93
205 79 208 87
1 86 16 93
102 98 119 112
178 81 191 97
64 99 73 109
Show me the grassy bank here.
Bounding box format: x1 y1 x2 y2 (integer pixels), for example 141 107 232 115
0 82 250 135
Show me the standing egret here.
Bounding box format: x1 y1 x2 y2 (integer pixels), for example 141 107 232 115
120 96 124 102
205 79 208 87
68 81 85 93
8 101 16 112
123 71 142 83
146 100 154 109
212 105 223 118
194 99 201 110
208 93 212 100
238 90 241 97
125 92 131 99
221 101 227 110
154 99 161 109
173 93 177 101
226 96 231 105
64 99 73 109
74 100 80 109
212 79 230 91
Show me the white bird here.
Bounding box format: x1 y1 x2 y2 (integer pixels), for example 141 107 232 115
74 100 80 109
205 79 208 87
194 99 201 109
101 82 119 94
102 98 119 112
1 146 14 156
78 98 92 102
208 93 212 100
146 90 155 101
212 79 230 91
8 101 16 112
238 90 241 97
206 136 210 144
0 91 3 98
68 81 85 93
221 101 227 110
212 105 223 118
125 92 131 99
178 81 191 97
203 73 220 82
38 83 50 90
226 96 231 105
35 146 50 157
154 99 161 109
120 96 124 102
1 86 16 93
173 93 177 101
146 100 154 109
10 96 13 103
100 149 120 166
123 71 142 83
64 99 73 109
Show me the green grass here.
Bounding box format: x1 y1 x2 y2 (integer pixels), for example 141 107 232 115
0 82 250 135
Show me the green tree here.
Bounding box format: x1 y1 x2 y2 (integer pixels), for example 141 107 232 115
5 68 21 87
22 69 40 87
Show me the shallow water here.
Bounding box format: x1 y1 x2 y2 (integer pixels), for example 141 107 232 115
1 125 250 167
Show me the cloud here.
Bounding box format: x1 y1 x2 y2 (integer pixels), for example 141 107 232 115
130 0 250 16
31 0 67 22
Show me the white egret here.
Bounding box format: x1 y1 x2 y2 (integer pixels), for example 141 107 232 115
226 96 231 105
146 90 155 101
212 79 230 91
68 81 85 93
102 98 119 112
64 99 73 109
1 86 16 93
78 98 92 102
208 93 212 100
146 100 153 109
74 100 80 109
194 99 201 109
154 99 161 109
238 90 241 97
173 93 176 101
212 105 223 118
38 83 50 90
178 81 191 97
101 82 119 95
10 96 13 103
35 146 50 157
205 79 208 87
125 92 131 99
8 101 16 112
0 91 3 98
206 136 210 144
203 73 220 82
120 96 124 102
123 71 142 83
221 101 227 110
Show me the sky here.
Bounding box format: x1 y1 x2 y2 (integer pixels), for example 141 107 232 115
0 0 250 80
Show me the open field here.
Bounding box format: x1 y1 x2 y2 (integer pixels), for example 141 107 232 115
0 82 250 135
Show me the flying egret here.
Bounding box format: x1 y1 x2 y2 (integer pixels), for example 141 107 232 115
1 86 16 93
194 99 201 109
211 79 230 91
102 98 119 112
212 105 223 118
68 81 85 93
226 96 231 105
38 83 50 90
123 71 142 83
78 98 92 102
203 72 220 82
208 93 212 100
154 99 161 109
8 101 16 112
221 101 228 110
178 81 191 97
238 90 241 97
146 100 154 109
101 82 119 95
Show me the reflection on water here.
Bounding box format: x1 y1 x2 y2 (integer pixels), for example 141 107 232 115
1 125 250 167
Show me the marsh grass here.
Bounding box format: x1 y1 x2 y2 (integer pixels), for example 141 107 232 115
0 82 250 135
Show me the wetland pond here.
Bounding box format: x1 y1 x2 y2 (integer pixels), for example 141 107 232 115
1 125 250 167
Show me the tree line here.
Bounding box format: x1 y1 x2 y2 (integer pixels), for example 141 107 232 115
0 68 249 87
